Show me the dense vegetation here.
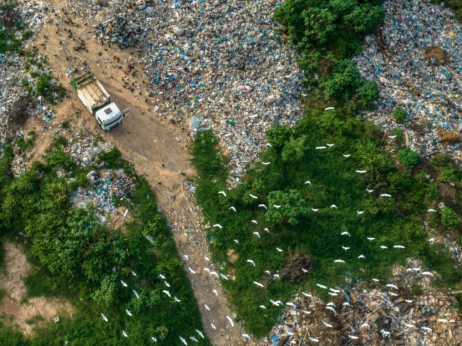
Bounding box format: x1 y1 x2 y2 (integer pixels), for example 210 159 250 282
0 1 30 53
191 0 462 337
0 146 209 345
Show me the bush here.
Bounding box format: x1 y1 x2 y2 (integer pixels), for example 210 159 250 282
441 207 459 230
397 148 422 170
356 80 379 109
35 73 67 104
393 107 407 123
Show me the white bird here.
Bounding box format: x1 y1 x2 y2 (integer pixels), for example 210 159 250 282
183 255 189 261
152 336 158 342
259 305 266 309
358 255 365 259
213 290 218 296
265 143 272 147
386 284 398 290
341 231 351 236
179 336 188 345
270 299 281 306
253 281 264 287
326 306 336 313
163 290 171 298
133 289 140 299
361 323 370 329
174 296 181 302
309 337 319 342
247 259 256 267
276 247 283 252
341 246 350 251
158 274 166 280
356 170 367 174
234 239 239 243
121 280 128 287
403 323 415 328
343 302 350 306
190 337 198 343
366 188 374 193
261 162 270 165
325 107 335 111
380 245 388 249
328 292 338 296
251 220 258 224
405 299 413 303
249 194 258 199
311 208 319 212
196 330 204 339
315 146 327 150
322 321 333 328
264 270 271 275
388 291 398 297
422 271 434 277
226 316 234 327
211 323 216 330
421 326 432 332
331 204 338 209
343 154 351 158
204 268 210 274
264 228 270 233
380 193 392 197
348 335 358 340
164 281 170 287
242 334 251 340
388 135 397 139
253 232 260 238
372 278 380 282
367 237 375 241
188 267 196 274
122 330 128 338
101 313 108 322
429 238 435 242
427 209 437 213
316 283 328 289
286 302 296 308
302 292 312 298
334 259 345 263
229 206 237 212
131 271 137 277
126 309 132 317
210 271 219 278
220 274 228 280
204 304 210 311
357 210 364 215
218 191 227 197
393 245 405 249
212 224 222 229
273 204 281 209
305 180 312 185
329 289 340 293
301 268 309 273
258 204 268 209
273 274 280 279
303 310 311 315
327 143 334 147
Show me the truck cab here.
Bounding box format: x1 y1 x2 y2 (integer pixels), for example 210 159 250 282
95 103 124 131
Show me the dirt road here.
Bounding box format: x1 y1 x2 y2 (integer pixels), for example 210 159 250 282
27 1 252 345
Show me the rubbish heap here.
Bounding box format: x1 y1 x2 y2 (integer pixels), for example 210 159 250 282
70 0 305 185
261 260 462 345
353 0 462 160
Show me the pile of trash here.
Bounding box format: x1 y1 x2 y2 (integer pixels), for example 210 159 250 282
66 0 305 184
261 260 462 345
353 0 462 160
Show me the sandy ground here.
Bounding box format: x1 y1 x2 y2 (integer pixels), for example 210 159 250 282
13 1 253 344
0 240 72 335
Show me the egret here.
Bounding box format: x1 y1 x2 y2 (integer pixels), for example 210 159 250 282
380 193 392 197
322 321 333 328
386 284 398 290
188 267 196 274
260 305 266 309
261 162 270 165
133 289 140 299
253 232 260 238
234 239 239 243
302 292 312 298
393 245 405 249
326 306 336 313
204 304 210 311
265 143 272 147
427 209 437 213
330 288 340 293
152 336 158 342
213 290 218 296
286 302 296 308
264 227 270 233
276 247 283 252
303 310 311 315
253 281 264 287
226 316 234 327
341 246 350 251
380 245 388 249
367 237 375 241
264 270 271 275
211 323 216 330
341 231 351 236
249 193 258 199
270 299 281 306
122 330 128 337
357 210 364 215
229 206 237 212
421 326 432 332
218 191 227 197
301 268 309 273
190 337 198 343
316 283 328 289
163 290 171 298
334 259 345 263
251 219 258 224
315 146 327 150
212 224 222 229
356 170 367 174
309 337 319 342
179 337 188 345
348 335 358 340
273 204 281 208
358 255 365 259
331 204 338 209
372 278 379 282
437 319 449 322
343 302 350 306
328 292 338 296
388 291 398 297
327 143 334 147
360 323 370 329
405 299 413 303
388 135 396 139
174 296 181 302
343 154 351 158
126 309 133 317
305 180 312 185
247 259 256 267
210 271 219 278
242 334 251 340
273 274 280 279
196 330 205 339
311 208 319 212
121 280 128 287
422 271 434 277
204 268 210 273
258 204 268 209
403 323 415 328
132 271 137 277
158 274 166 280
381 330 391 337
429 238 435 242
326 303 335 307
366 188 374 193
101 313 108 322
183 255 189 261
220 273 228 280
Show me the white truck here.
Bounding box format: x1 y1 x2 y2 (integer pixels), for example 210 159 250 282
72 71 129 131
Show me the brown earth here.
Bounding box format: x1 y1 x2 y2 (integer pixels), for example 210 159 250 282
424 46 449 66
13 0 252 344
0 240 73 335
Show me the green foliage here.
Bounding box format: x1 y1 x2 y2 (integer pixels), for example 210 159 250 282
441 207 459 230
320 59 362 101
356 80 379 109
35 73 67 104
98 148 135 177
281 135 306 162
266 124 292 151
439 167 462 183
266 189 310 225
191 130 228 183
393 107 407 123
397 148 422 171
21 30 33 41
61 120 70 129
432 155 452 167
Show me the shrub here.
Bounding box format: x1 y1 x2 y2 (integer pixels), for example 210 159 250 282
393 107 407 123
441 207 459 230
35 73 67 104
397 148 421 170
357 80 379 109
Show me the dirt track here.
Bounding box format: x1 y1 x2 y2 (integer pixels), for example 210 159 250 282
24 1 252 344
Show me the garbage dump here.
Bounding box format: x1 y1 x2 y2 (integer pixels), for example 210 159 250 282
353 0 462 161
63 0 305 185
261 260 462 345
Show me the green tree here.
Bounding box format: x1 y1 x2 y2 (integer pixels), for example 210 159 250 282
266 189 311 225
393 108 407 123
266 124 292 150
397 148 422 171
441 207 459 230
357 80 379 109
282 136 306 162
320 59 362 100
